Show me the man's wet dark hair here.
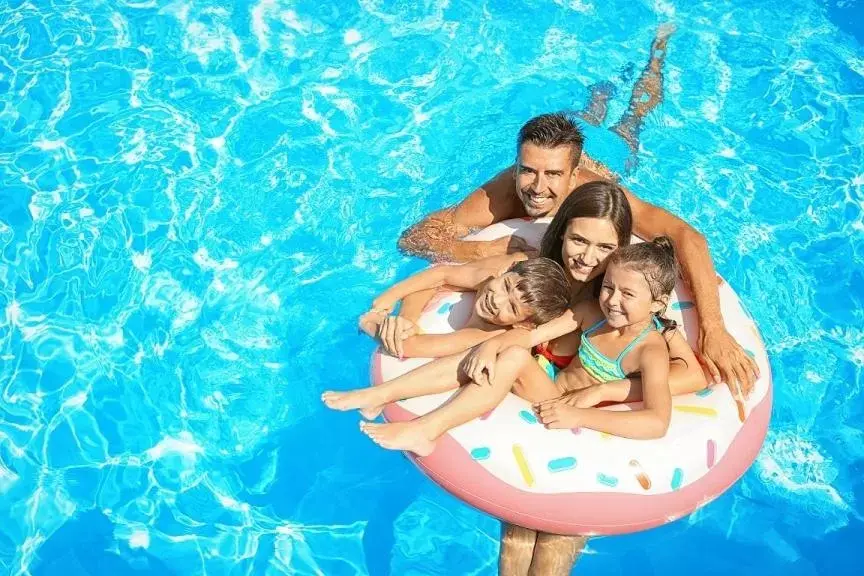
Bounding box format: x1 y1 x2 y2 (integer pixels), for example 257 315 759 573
517 112 586 169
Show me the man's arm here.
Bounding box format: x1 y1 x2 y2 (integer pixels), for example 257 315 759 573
398 168 527 263
622 188 759 396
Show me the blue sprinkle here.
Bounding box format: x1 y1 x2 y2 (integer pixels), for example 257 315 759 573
519 410 538 424
547 457 577 472
695 388 714 398
470 447 491 461
745 349 756 358
671 468 684 490
671 301 695 311
597 473 619 487
437 303 454 315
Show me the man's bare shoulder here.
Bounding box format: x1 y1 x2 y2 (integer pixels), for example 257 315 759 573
453 166 523 226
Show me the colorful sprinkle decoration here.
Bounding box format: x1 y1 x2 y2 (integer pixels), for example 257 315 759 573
671 468 684 490
547 457 577 473
707 439 717 468
629 459 651 490
671 301 695 311
437 302 454 315
674 405 718 417
519 410 538 424
597 473 619 487
470 447 491 461
695 388 714 398
513 444 535 487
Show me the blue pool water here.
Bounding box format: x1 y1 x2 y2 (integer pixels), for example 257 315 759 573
1 0 862 574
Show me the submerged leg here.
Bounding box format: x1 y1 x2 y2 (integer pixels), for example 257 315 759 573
528 534 588 576
576 81 617 127
610 23 676 155
499 523 539 576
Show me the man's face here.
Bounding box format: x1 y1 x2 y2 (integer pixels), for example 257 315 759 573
514 143 578 217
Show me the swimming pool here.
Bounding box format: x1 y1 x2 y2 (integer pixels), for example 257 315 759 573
0 0 861 574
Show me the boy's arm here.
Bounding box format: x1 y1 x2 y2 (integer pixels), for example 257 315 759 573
399 328 506 358
397 168 528 263
461 303 589 386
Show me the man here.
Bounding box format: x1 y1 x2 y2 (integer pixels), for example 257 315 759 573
397 112 759 395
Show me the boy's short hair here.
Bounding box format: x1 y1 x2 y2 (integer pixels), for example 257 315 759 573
509 257 571 325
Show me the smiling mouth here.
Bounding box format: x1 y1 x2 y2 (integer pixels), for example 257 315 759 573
526 195 549 206
570 259 591 273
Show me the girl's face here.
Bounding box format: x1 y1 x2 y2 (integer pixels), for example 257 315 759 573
599 262 668 328
560 217 621 283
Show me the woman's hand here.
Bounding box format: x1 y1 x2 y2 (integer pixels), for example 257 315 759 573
459 340 501 386
377 315 418 358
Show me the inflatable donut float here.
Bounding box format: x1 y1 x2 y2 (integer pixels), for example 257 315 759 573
370 218 772 536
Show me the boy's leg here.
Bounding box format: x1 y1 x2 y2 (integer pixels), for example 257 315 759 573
528 534 588 576
610 23 676 154
576 81 617 127
361 347 559 456
322 350 471 419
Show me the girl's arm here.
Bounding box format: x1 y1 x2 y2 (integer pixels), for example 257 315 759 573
545 336 672 439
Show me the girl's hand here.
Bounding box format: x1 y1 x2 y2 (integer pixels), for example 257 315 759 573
377 315 418 358
459 341 500 386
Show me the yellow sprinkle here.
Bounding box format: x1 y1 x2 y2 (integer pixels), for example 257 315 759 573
512 444 534 487
600 433 612 440
674 405 718 417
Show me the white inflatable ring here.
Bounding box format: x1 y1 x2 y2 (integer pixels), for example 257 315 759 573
370 218 772 536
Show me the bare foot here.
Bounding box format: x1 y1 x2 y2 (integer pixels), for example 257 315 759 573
656 22 677 43
534 401 583 429
321 389 384 420
360 420 437 457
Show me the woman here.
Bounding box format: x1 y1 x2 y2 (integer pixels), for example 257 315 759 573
489 181 705 574
372 181 706 574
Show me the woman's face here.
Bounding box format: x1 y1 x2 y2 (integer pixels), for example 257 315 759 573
560 217 621 283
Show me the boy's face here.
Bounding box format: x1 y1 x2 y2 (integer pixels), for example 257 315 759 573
474 271 532 326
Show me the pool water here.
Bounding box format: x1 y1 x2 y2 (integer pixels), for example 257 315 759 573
1 0 862 574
